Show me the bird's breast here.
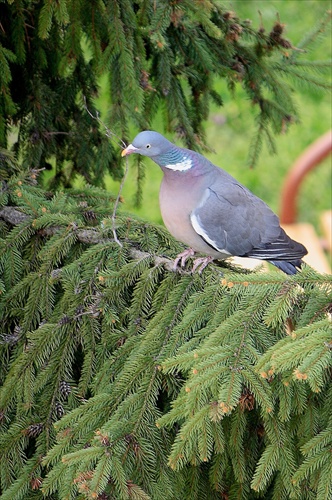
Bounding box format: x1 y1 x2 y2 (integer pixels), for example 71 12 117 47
159 175 221 256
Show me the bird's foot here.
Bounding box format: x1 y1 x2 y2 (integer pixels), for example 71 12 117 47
191 256 214 274
173 248 195 270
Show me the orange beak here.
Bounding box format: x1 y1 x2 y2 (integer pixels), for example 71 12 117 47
121 144 137 157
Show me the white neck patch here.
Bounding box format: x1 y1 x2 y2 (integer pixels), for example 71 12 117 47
164 156 192 171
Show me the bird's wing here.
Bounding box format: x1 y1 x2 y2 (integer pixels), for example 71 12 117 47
190 183 306 260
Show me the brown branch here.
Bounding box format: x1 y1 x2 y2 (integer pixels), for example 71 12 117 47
0 206 29 226
0 206 179 273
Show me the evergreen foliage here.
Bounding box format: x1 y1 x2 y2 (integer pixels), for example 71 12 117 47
0 170 331 499
1 2 331 499
1 0 331 186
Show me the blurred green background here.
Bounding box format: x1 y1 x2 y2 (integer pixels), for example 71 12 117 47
102 0 331 232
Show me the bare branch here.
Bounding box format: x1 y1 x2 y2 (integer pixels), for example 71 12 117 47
0 206 28 226
82 96 126 149
83 96 129 248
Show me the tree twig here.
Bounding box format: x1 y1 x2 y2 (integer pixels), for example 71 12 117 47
83 96 129 247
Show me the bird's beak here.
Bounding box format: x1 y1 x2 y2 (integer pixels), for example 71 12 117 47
121 144 137 157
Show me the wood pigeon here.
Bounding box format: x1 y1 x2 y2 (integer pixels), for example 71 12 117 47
122 131 307 274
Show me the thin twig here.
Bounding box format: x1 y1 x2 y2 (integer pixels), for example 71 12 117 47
83 96 126 148
110 158 129 247
83 96 129 247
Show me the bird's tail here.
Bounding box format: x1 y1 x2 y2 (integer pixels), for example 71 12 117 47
268 259 304 275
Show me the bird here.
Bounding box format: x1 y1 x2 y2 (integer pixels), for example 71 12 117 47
121 131 307 275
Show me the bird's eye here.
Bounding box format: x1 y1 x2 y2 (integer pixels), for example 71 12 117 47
146 144 151 149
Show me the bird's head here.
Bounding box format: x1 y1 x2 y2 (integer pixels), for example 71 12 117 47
121 131 173 159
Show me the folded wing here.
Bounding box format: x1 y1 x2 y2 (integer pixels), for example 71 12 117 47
190 182 307 264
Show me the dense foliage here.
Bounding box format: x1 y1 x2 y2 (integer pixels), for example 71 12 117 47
1 0 330 187
0 164 331 500
1 1 331 499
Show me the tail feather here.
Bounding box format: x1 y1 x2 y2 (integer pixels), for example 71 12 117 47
246 228 307 275
268 259 304 275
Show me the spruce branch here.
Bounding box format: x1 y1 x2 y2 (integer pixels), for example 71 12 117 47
1 179 331 499
0 205 184 274
292 10 332 55
2 1 331 182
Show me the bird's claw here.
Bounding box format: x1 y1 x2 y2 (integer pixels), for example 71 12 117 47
173 248 195 270
191 256 214 274
173 249 213 274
